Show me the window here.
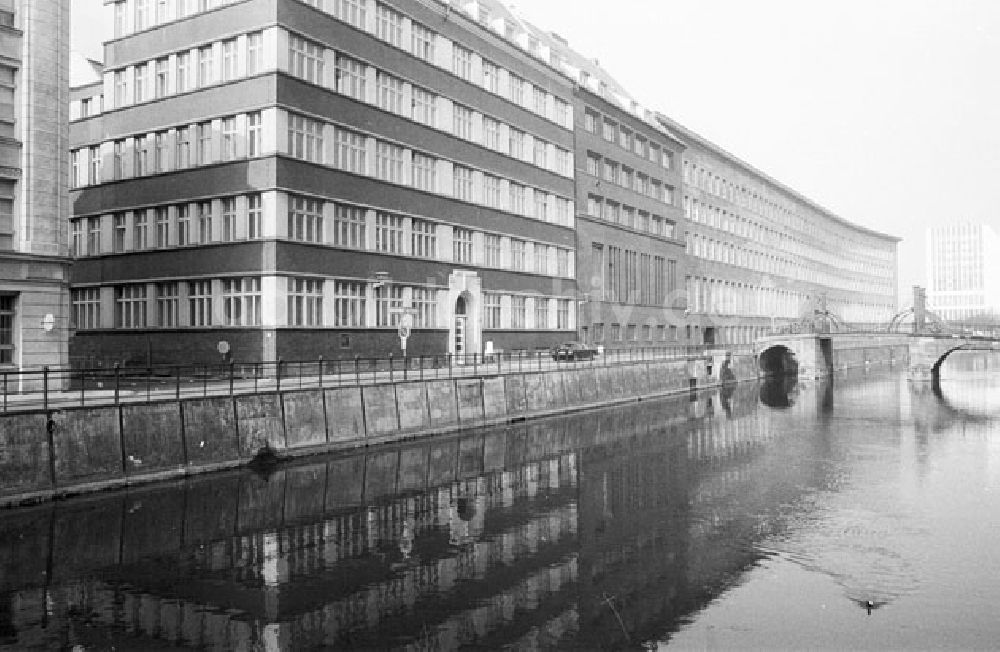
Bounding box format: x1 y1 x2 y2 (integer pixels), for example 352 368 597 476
555 148 570 176
376 72 404 115
602 118 616 142
532 86 546 115
89 218 104 254
133 136 149 176
375 141 405 183
198 45 214 87
508 182 525 215
411 22 435 62
557 249 569 276
584 109 598 133
247 32 264 75
336 54 366 101
188 280 212 326
155 58 169 97
247 111 262 157
198 201 213 243
412 152 437 192
375 3 403 47
134 0 150 29
534 244 547 274
247 193 262 240
133 66 147 103
197 121 213 164
71 288 101 330
375 284 403 327
221 38 237 82
288 277 323 326
618 127 631 150
113 140 125 178
508 128 524 159
153 132 168 172
287 195 323 243
510 239 525 270
453 227 473 263
557 299 570 329
221 197 237 241
334 280 366 327
452 44 473 81
534 191 547 221
155 207 169 247
133 210 149 250
176 52 189 93
483 293 501 329
453 165 474 201
554 99 569 127
535 297 549 329
288 113 324 163
288 34 324 84
156 282 179 327
375 212 403 253
412 287 436 328
533 139 548 168
483 174 501 208
483 116 499 150
452 103 473 140
484 233 500 267
412 86 437 126
115 285 147 328
175 126 191 168
222 277 261 326
71 151 81 188
411 219 436 258
509 75 524 105
482 59 499 93
71 220 84 256
555 197 570 226
177 205 191 245
114 70 127 107
334 127 366 173
586 152 600 176
332 0 366 29
333 203 365 248
511 296 526 328
221 117 237 160
114 1 126 37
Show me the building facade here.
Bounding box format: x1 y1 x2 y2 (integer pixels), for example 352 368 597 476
925 222 1000 322
0 0 71 376
69 0 580 366
659 114 899 345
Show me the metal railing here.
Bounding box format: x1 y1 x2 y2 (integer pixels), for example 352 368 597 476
1 346 720 414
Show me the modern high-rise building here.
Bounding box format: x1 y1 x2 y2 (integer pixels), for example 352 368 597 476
69 0 579 365
925 222 1000 322
0 0 72 376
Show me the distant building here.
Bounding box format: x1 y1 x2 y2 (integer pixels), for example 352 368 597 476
0 0 72 376
925 223 1000 322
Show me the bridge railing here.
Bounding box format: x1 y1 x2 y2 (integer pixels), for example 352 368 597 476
1 345 727 414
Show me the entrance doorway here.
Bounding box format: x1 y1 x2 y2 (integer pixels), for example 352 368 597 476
454 296 467 356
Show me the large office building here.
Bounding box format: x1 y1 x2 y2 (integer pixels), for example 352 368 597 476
69 0 580 365
925 222 1000 322
0 0 71 376
658 114 899 345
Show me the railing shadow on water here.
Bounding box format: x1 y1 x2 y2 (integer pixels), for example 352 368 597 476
0 345 724 414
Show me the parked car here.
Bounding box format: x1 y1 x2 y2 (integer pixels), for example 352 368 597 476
551 341 599 361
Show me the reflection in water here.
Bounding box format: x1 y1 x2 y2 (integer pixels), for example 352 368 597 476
4 364 1000 649
759 375 799 408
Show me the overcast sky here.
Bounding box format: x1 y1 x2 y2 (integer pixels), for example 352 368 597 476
71 0 1000 307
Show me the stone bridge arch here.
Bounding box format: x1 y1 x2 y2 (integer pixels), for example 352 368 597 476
908 337 1000 382
755 334 834 379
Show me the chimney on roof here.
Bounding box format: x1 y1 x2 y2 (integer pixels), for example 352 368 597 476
549 31 568 45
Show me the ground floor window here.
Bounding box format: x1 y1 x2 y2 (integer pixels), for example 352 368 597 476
0 295 14 364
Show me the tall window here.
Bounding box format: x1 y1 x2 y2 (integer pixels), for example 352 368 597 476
247 193 262 240
534 244 547 274
177 204 191 246
534 297 549 329
508 128 525 159
176 51 189 93
288 113 324 163
133 209 149 250
508 182 525 215
534 191 548 221
482 59 499 93
115 285 147 328
134 0 150 29
155 207 169 247
411 22 435 62
221 197 238 241
221 116 237 160
484 234 500 267
133 63 147 103
375 284 403 327
452 103 473 140
411 86 436 126
375 212 403 253
247 111 262 157
221 38 237 81
156 282 179 327
113 140 125 178
483 116 499 150
411 219 436 258
154 132 168 171
288 195 323 242
508 75 524 105
188 280 212 326
175 126 191 168
412 287 436 328
452 227 473 263
113 213 127 252
133 136 148 176
198 45 214 86
375 3 403 46
71 288 101 330
511 296 526 329
87 217 101 254
334 280 366 326
288 33 324 84
452 44 473 80
332 0 366 28
71 220 83 256
334 127 366 173
483 293 501 329
336 54 366 101
375 141 405 183
453 165 474 201
333 203 366 248
532 87 546 115
376 71 404 115
222 277 261 326
0 295 14 363
411 152 437 192
198 201 213 243
557 299 570 329
246 31 264 75
510 238 525 270
288 277 323 326
483 174 501 208
155 58 169 97
114 70 127 107
197 121 213 164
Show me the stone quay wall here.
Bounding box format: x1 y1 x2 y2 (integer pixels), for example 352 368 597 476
1 356 757 507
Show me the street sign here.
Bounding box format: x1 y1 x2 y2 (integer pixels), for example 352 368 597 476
398 314 413 353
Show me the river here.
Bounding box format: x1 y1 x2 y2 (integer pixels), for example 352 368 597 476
1 354 999 650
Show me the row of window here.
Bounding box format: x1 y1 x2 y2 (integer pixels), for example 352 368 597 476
114 0 242 37
591 244 678 306
71 279 574 331
584 150 676 206
583 107 674 169
584 195 676 239
70 193 575 278
589 322 681 344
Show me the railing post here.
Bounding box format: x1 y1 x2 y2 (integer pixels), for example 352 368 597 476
2 370 6 413
318 355 324 389
114 362 120 405
355 355 360 385
448 353 452 378
276 358 283 393
229 360 235 396
175 364 180 401
473 352 478 376
389 353 394 383
80 366 86 407
403 352 408 381
42 366 49 413
419 355 424 381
